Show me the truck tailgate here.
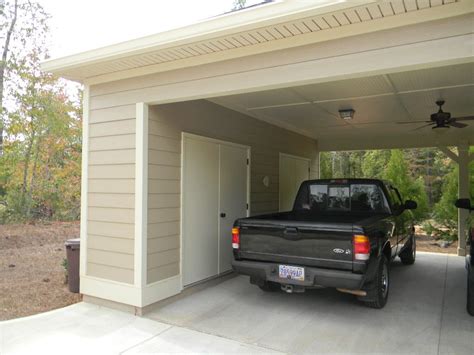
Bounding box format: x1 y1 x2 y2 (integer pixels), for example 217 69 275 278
239 219 354 271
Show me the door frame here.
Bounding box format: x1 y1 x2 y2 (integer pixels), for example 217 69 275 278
278 152 311 212
181 132 250 288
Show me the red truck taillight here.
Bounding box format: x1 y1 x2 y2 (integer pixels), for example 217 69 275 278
232 227 240 249
353 235 370 261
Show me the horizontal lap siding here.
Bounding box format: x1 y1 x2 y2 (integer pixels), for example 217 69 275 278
87 104 136 284
146 100 316 284
147 116 181 284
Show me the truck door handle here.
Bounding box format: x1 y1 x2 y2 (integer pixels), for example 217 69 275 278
220 213 226 218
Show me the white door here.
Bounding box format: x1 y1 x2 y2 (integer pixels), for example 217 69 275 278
219 144 248 274
279 154 310 212
182 137 219 286
182 134 249 286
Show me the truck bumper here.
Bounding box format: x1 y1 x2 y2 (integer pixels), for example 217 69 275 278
232 259 365 290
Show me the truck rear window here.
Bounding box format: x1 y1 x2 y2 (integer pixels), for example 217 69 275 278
294 183 390 214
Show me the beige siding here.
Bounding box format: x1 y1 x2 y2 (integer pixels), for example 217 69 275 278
87 104 136 284
146 100 317 284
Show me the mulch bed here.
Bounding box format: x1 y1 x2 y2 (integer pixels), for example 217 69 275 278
0 222 82 321
416 233 458 255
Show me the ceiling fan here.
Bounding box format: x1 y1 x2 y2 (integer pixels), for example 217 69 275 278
397 100 474 131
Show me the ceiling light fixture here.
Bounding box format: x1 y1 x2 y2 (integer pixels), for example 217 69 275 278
338 109 355 120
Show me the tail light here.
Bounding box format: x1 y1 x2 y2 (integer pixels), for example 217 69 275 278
353 235 370 261
232 227 240 249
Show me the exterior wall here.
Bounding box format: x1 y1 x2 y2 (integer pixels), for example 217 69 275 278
147 99 317 284
87 104 136 284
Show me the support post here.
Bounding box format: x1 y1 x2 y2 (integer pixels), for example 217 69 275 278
457 145 469 257
310 141 320 179
135 103 149 290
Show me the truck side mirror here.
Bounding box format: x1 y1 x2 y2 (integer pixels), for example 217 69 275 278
455 198 472 211
404 200 417 210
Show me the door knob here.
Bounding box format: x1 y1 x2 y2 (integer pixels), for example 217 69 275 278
220 213 226 218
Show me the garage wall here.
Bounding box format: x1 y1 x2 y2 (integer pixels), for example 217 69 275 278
87 104 136 284
146 99 317 284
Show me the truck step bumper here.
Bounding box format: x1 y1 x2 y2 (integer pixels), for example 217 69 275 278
232 259 364 290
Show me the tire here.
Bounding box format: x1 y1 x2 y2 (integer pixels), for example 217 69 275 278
259 281 280 292
400 234 416 265
364 256 390 309
467 268 474 316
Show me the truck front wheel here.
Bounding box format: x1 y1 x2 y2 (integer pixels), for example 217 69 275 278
400 234 416 265
363 256 390 309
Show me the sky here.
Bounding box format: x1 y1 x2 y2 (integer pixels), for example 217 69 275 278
39 0 264 59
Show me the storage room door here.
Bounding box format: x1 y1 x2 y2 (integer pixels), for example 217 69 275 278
182 136 219 286
218 144 249 274
279 154 310 212
182 134 249 286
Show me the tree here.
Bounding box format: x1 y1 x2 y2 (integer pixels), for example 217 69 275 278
1 0 49 156
319 151 332 178
383 150 428 222
361 150 390 179
232 0 247 11
0 1 82 222
1 54 82 221
431 147 474 239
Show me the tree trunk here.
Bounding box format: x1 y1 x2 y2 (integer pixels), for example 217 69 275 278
28 135 42 218
0 0 19 156
21 126 36 218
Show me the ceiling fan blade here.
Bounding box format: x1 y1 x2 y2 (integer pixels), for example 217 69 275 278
397 120 431 124
452 116 474 121
449 121 468 128
412 123 435 131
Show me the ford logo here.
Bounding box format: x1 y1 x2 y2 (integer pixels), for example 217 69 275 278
333 248 345 254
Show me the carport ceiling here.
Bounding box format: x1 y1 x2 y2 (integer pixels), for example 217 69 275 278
209 62 474 142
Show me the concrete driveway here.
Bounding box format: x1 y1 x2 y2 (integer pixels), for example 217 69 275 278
1 252 473 354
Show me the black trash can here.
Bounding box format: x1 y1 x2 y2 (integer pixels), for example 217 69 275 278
65 238 80 293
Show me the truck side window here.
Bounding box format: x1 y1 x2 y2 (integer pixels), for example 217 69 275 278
387 185 402 213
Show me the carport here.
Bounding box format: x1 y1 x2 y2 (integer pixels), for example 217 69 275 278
42 0 473 313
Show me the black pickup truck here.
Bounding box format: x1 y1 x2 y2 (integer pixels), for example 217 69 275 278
232 179 417 309
454 198 474 316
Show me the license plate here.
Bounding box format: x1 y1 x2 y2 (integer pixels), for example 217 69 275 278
279 265 304 281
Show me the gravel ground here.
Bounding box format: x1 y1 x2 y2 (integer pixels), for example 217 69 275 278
416 233 458 254
0 222 81 321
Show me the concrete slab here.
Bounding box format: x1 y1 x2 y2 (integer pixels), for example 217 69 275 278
1 252 472 354
146 252 474 354
0 302 277 354
123 326 280 354
0 303 170 355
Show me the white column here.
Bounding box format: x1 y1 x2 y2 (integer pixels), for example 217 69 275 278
310 141 320 179
79 85 90 281
457 145 469 257
135 103 149 289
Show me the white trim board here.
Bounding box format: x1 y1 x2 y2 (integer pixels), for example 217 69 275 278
79 85 90 279
134 103 149 288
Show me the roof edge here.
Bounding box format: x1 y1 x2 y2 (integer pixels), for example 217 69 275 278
41 0 373 74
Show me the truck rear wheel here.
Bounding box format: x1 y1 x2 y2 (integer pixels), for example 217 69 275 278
363 256 389 309
259 281 280 292
467 268 474 316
